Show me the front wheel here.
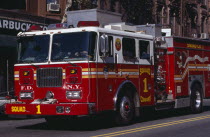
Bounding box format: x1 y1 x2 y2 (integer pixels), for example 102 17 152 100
190 84 203 113
115 95 135 125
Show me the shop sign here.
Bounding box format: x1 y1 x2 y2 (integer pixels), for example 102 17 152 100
0 18 48 32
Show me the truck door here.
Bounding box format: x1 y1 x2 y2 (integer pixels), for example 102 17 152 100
97 34 115 111
139 40 154 106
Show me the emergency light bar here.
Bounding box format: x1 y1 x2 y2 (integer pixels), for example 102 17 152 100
27 25 43 32
77 21 100 27
48 23 68 30
45 21 99 30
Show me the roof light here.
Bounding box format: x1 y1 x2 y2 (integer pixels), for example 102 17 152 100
27 25 43 32
77 21 100 27
48 23 68 30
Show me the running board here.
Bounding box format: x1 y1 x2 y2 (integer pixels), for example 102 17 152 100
155 101 175 111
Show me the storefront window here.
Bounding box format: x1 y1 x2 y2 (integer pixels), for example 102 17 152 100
47 0 59 4
46 0 60 12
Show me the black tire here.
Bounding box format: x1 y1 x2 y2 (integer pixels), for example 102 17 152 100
190 84 203 113
115 94 135 125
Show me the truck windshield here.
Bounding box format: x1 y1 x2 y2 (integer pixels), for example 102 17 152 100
51 32 97 62
18 35 50 63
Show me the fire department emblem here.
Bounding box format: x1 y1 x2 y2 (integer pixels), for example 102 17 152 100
115 38 121 51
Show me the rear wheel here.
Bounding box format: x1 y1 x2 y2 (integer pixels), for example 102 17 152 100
190 84 203 113
115 94 135 125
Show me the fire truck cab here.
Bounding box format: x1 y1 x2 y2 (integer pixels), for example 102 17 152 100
5 22 209 125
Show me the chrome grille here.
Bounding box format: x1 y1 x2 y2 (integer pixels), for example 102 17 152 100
37 68 62 87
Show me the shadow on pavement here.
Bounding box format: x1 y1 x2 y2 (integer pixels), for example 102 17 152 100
17 114 116 131
0 114 9 120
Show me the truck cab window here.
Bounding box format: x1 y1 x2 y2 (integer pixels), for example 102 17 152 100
139 40 150 59
18 35 50 63
51 32 97 62
122 38 136 60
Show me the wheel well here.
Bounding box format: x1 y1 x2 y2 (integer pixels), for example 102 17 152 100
114 82 140 111
190 81 204 113
190 81 203 95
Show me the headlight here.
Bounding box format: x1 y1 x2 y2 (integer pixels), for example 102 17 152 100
66 91 81 99
20 92 33 99
56 106 64 113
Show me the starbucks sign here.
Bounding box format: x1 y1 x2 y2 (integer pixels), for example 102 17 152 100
0 18 48 34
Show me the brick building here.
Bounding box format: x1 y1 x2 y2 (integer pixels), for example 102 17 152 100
98 0 209 38
67 0 208 38
1 0 209 37
0 0 62 96
154 0 209 38
26 0 67 21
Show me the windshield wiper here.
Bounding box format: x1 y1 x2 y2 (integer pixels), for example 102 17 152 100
19 60 40 68
51 58 64 62
63 60 77 66
26 62 40 68
52 58 77 66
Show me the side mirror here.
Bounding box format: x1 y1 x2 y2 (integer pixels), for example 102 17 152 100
100 34 109 56
149 56 153 65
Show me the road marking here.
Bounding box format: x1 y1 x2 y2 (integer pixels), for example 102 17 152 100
91 115 210 137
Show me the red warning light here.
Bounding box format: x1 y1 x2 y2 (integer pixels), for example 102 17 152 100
48 23 68 30
27 25 43 32
77 21 100 27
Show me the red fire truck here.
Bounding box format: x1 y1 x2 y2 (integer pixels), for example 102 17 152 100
5 22 210 125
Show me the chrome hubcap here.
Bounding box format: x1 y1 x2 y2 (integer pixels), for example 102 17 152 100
120 96 131 119
195 91 201 108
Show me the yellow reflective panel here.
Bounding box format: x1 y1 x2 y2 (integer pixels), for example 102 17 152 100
70 69 77 74
23 71 30 76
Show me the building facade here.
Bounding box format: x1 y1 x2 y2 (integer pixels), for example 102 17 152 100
0 0 61 96
86 0 209 38
154 0 209 38
1 0 209 37
26 0 67 21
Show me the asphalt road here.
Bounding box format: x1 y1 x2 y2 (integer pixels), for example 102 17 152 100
1 100 210 137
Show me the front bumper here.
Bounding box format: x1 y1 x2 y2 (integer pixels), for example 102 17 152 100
5 103 95 116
